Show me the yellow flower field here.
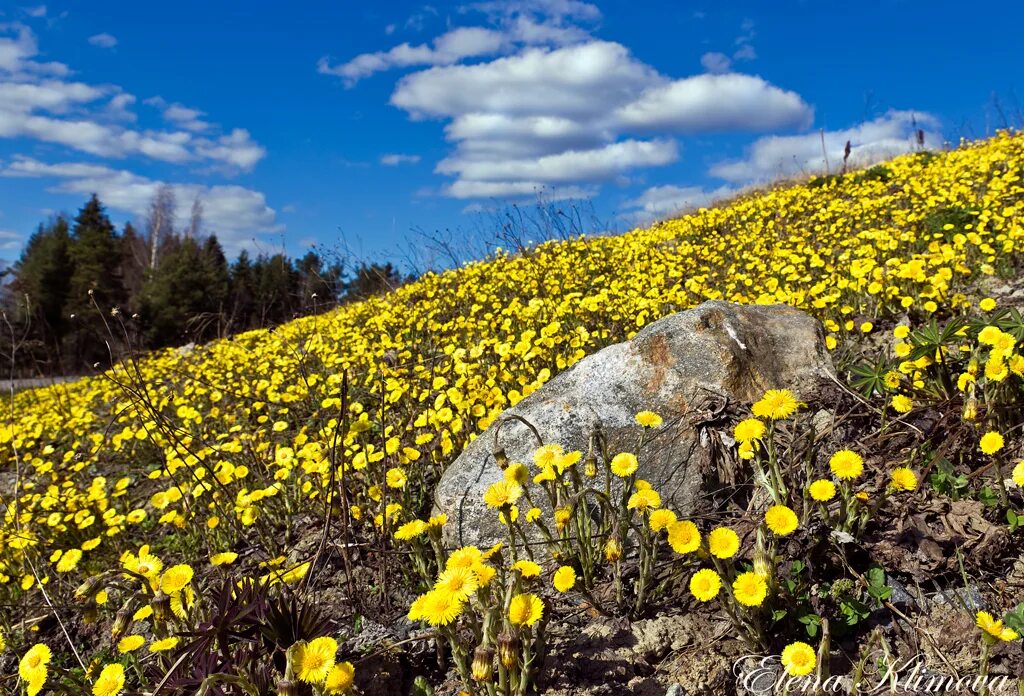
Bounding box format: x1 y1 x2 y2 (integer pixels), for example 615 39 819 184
2 131 1024 693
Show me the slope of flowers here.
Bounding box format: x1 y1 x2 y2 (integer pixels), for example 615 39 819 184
1 132 1023 672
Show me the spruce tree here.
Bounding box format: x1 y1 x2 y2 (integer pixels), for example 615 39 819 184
67 195 125 365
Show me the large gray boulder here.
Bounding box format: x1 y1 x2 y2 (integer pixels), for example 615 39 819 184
434 301 834 547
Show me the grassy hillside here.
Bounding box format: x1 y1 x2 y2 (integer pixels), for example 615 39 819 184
3 131 1024 694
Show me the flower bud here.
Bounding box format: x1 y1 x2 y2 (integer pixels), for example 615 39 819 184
752 528 772 580
151 591 172 622
472 645 495 682
111 606 131 639
74 574 105 602
497 631 520 669
83 603 99 624
493 447 509 470
276 680 299 696
583 455 597 478
963 397 978 421
604 537 622 563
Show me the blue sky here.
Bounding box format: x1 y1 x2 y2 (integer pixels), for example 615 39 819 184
0 0 1021 268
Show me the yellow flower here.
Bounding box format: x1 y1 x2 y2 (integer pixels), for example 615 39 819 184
446 546 483 570
764 505 798 536
483 480 523 509
976 611 1019 641
751 389 799 420
385 467 407 489
610 452 638 477
733 418 766 443
979 297 997 312
533 444 564 468
781 641 816 676
503 463 528 484
420 589 464 626
979 326 1003 345
148 637 180 652
979 431 1004 455
210 551 238 566
829 449 864 480
434 567 479 602
92 663 125 696
635 411 663 428
667 520 701 554
19 643 51 685
125 551 163 582
294 636 338 684
508 593 544 626
324 661 356 694
891 394 913 413
808 479 836 501
689 568 721 602
117 635 145 653
1013 461 1024 487
707 528 740 559
395 520 428 541
160 564 194 594
553 566 576 592
513 560 541 578
889 468 918 491
732 572 768 607
627 488 661 511
56 548 83 573
648 509 677 532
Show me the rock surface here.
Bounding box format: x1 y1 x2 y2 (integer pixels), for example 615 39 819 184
434 300 833 547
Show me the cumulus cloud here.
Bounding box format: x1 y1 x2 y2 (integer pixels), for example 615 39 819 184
621 184 734 225
324 1 814 201
615 73 813 132
87 33 117 49
320 0 600 86
385 39 810 198
709 110 940 184
0 25 266 172
3 156 281 250
380 153 421 165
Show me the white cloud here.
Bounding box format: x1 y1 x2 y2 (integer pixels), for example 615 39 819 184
3 156 281 250
446 180 596 199
319 27 506 87
87 33 117 49
0 229 23 250
325 3 814 201
438 138 677 186
321 0 599 86
384 40 810 198
0 25 265 172
380 153 421 165
709 110 940 184
700 52 730 74
621 184 734 224
733 44 756 61
616 73 813 133
23 6 46 18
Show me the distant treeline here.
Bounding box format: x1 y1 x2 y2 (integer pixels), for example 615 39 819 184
1 190 409 376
